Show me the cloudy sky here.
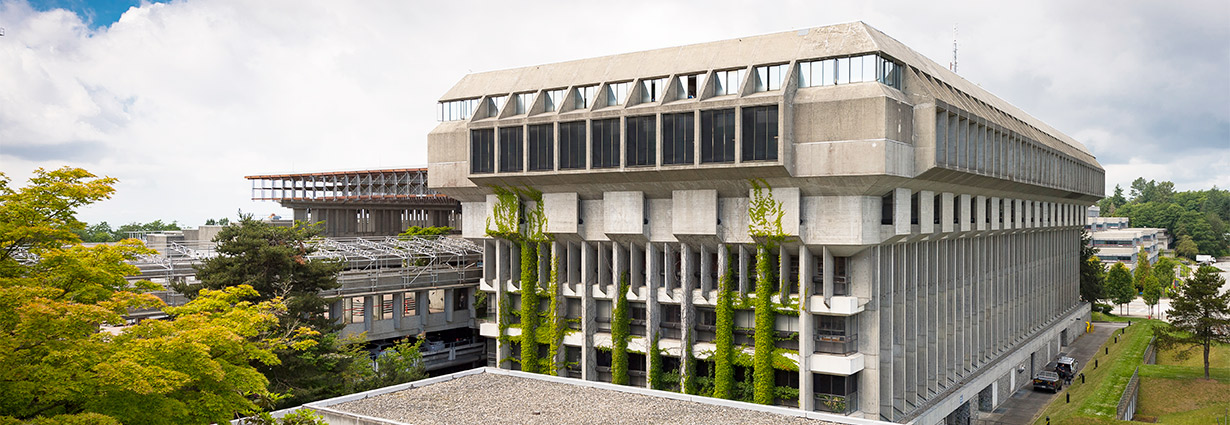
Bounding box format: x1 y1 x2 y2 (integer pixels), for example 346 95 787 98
1 0 1227 227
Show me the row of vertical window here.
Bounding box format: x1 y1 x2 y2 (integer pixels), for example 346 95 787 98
797 54 902 90
935 106 1101 195
469 106 779 173
439 53 902 122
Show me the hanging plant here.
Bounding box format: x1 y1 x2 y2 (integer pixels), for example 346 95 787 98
543 247 564 375
519 240 539 374
648 334 663 390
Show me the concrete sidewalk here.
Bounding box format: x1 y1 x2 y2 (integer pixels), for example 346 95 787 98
975 321 1127 425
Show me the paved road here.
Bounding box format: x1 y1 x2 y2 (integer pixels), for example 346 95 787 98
976 321 1128 425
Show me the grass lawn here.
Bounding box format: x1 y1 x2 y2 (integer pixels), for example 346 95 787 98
1155 343 1230 369
1135 344 1230 424
1092 312 1134 323
1032 320 1161 425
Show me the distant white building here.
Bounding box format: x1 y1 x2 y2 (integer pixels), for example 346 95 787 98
1084 208 1169 265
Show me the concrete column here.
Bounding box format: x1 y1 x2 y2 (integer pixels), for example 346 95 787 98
444 288 455 323
682 243 696 301
738 245 750 296
679 242 696 392
975 195 987 231
959 194 972 232
920 190 936 234
363 294 375 332
1013 199 1023 229
990 197 1001 231
700 244 712 297
822 247 835 307
630 242 644 291
581 241 597 380
778 245 789 296
393 292 404 329
664 243 676 292
645 242 660 390
894 188 912 235
798 246 814 411
941 192 955 233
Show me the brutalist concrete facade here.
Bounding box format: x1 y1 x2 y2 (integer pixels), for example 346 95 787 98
426 22 1102 423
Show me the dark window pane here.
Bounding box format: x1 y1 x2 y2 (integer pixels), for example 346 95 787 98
470 129 494 174
626 115 656 167
527 124 554 171
592 118 620 168
662 112 694 165
700 109 736 163
498 127 523 173
559 121 586 170
741 105 778 161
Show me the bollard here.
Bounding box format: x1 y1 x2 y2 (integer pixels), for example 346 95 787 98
1106 347 1109 354
1046 416 1051 425
1081 373 1085 383
1095 359 1099 368
1066 393 1070 403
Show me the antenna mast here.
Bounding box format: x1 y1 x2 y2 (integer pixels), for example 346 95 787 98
949 24 958 72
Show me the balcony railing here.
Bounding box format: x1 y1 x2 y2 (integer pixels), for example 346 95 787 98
815 392 858 415
814 333 858 355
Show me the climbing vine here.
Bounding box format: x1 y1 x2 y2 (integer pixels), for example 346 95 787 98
543 248 564 375
485 185 554 374
519 240 540 373
610 272 631 385
712 249 735 399
648 334 663 390
682 333 697 394
753 245 777 404
747 178 787 406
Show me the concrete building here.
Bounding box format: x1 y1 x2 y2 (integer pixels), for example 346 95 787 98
426 22 1103 423
1084 207 1169 266
246 168 461 237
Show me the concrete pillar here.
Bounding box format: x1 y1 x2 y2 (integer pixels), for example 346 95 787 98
679 242 696 392
700 244 712 297
393 292 404 329
920 190 936 234
975 195 987 231
581 241 597 380
645 242 659 389
798 246 814 411
894 188 912 235
959 194 972 232
738 245 750 296
989 197 1001 231
941 193 955 233
822 247 834 307
445 288 455 323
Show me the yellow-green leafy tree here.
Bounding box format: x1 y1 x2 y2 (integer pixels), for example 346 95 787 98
0 168 311 424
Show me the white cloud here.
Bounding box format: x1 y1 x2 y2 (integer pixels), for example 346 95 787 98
0 0 1226 227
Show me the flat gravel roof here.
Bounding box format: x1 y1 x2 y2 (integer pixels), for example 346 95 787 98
327 371 841 425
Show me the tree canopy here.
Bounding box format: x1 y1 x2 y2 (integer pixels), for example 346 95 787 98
1106 262 1136 314
1154 265 1230 379
1079 230 1105 303
74 220 183 243
1098 178 1230 256
0 167 310 424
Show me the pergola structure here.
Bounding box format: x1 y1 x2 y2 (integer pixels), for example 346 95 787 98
246 168 461 237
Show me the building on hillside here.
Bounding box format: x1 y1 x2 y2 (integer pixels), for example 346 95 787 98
1084 207 1169 266
426 22 1103 423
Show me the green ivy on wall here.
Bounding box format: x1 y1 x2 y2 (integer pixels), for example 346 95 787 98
610 272 631 385
753 244 777 404
543 248 564 375
712 248 735 399
519 240 540 374
682 332 697 395
648 334 663 390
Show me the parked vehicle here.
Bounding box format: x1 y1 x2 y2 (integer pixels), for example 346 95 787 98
1032 371 1063 392
1056 356 1078 381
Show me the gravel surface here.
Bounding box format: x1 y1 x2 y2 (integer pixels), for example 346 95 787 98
330 372 839 425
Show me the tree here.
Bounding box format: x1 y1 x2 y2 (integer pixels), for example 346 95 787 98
1176 235 1200 260
1154 266 1230 379
1079 230 1105 303
356 338 427 391
1133 247 1152 293
1107 263 1136 315
183 215 343 332
1153 256 1179 289
0 167 300 424
1142 274 1163 319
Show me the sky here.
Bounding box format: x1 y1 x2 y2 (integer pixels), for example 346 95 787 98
1 0 1228 228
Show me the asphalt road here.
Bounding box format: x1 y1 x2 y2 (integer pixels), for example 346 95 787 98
975 321 1128 425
